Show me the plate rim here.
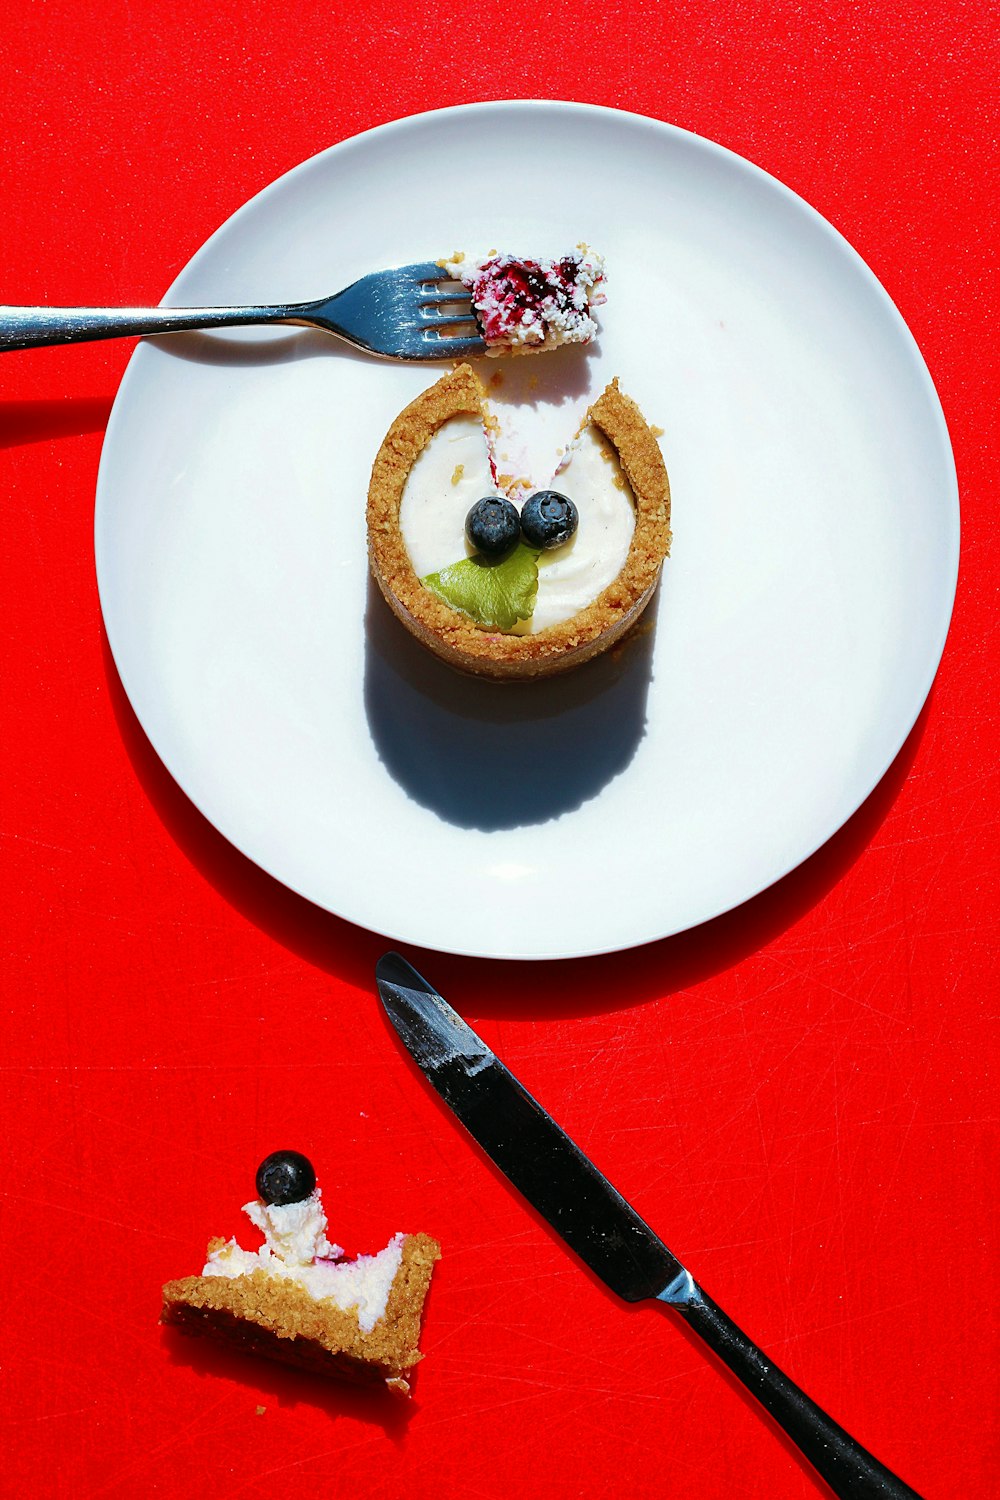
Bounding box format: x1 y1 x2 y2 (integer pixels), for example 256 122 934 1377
95 99 961 962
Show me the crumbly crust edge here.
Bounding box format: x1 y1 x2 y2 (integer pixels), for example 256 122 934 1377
366 364 671 680
161 1231 440 1386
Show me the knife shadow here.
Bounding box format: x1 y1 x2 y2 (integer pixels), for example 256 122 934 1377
654 1303 877 1499
396 1095 889 1499
103 628 929 1011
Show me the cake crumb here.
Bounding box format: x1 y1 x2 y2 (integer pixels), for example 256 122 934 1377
612 473 627 491
489 370 504 388
450 463 465 486
650 425 664 438
255 1405 266 1416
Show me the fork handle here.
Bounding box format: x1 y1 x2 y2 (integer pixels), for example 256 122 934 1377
0 301 320 352
664 1285 924 1498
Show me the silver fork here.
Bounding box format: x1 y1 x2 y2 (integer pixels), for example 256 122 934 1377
0 262 487 360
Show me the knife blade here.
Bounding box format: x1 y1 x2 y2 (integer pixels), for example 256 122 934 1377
376 952 924 1500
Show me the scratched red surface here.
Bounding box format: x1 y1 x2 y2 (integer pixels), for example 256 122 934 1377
2 3 997 1497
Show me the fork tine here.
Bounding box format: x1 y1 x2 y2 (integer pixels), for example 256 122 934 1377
418 306 480 326
310 263 488 359
422 334 488 358
392 262 483 342
405 263 471 297
416 282 468 302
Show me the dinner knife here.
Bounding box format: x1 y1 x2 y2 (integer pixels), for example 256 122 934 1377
376 952 924 1500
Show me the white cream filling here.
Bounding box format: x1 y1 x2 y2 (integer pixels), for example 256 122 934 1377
398 416 635 633
242 1190 342 1265
201 1190 404 1335
399 417 494 579
528 427 635 632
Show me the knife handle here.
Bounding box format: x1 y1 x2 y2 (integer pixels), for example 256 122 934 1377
667 1286 924 1498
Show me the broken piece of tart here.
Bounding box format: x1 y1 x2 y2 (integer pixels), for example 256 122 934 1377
161 1151 439 1395
439 248 606 354
367 364 671 680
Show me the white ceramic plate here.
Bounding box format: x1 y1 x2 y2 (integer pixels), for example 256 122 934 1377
96 102 959 961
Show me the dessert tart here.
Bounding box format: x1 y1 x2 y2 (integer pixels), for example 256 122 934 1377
367 364 671 680
161 1151 439 1395
440 247 607 354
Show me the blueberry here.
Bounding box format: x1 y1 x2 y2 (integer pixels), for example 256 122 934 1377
465 495 521 556
255 1150 316 1206
520 490 579 550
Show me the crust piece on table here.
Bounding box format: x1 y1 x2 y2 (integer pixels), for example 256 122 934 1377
161 1232 440 1395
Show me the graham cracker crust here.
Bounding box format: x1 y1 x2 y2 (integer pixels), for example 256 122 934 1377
162 1231 440 1395
367 364 671 680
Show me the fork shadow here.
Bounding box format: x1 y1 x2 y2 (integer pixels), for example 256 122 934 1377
0 395 115 449
145 328 602 397
103 626 931 1016
143 326 370 367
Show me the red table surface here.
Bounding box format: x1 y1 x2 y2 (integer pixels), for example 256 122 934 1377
2 3 997 1497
